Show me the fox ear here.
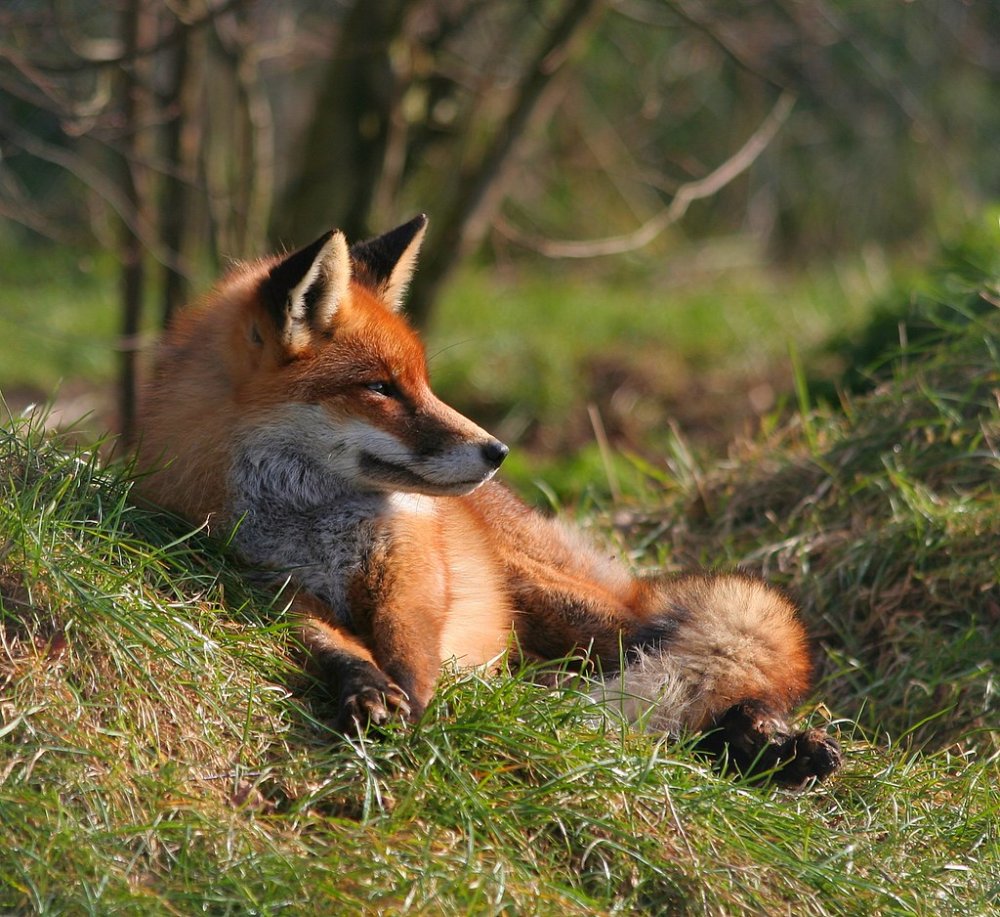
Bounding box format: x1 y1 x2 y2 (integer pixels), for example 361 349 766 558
349 213 428 311
262 230 351 353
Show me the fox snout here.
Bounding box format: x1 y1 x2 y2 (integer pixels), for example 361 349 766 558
393 396 508 494
346 417 508 497
481 439 509 469
411 433 508 495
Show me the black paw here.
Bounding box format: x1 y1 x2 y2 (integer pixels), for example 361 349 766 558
781 728 843 785
324 655 422 734
338 679 413 734
698 700 843 787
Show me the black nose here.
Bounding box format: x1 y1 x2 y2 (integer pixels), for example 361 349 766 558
481 439 509 468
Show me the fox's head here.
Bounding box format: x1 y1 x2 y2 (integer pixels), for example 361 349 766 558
236 215 508 497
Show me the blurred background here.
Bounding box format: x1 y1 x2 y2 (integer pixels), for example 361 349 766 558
1 0 998 497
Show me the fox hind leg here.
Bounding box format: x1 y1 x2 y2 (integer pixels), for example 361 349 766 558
696 699 843 787
623 574 842 785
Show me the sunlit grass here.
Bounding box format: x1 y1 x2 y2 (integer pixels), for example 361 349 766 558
0 236 896 453
624 297 1000 757
2 269 999 912
0 247 121 392
2 221 998 912
427 246 887 428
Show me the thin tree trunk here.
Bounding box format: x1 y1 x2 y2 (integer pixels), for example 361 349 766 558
232 10 274 258
160 4 203 326
405 0 607 327
274 0 410 245
118 0 155 442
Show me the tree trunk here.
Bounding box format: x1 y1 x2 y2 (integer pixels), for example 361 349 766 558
406 0 607 327
275 0 411 246
160 4 204 327
117 0 156 442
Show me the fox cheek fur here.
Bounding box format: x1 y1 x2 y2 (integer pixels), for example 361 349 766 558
134 213 842 787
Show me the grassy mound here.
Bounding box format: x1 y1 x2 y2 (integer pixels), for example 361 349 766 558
2 297 998 913
634 277 1000 756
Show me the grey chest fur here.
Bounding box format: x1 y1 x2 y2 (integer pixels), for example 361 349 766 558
226 441 388 625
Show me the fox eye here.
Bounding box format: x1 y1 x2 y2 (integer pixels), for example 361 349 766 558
365 380 400 399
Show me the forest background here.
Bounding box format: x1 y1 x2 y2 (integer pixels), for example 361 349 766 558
2 0 997 458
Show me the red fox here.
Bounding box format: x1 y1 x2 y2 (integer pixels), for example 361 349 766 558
135 215 841 785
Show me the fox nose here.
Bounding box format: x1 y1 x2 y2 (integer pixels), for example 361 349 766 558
481 439 509 469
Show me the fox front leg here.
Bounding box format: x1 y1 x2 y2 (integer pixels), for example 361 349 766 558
295 595 413 733
346 528 450 723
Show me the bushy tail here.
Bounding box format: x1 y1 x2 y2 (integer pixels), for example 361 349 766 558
595 573 841 785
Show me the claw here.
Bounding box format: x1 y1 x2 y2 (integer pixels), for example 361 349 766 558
339 681 412 733
787 728 843 783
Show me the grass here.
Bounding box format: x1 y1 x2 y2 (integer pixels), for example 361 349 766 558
0 245 121 393
1 248 999 912
426 245 888 479
631 267 1000 754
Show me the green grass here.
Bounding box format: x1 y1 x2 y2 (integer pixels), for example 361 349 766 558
2 263 999 912
628 262 1000 754
427 248 886 464
0 246 121 393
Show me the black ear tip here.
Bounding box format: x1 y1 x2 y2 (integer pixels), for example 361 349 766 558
398 213 428 235
349 215 429 281
263 230 339 312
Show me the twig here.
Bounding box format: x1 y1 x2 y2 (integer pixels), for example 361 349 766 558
659 0 789 92
0 118 181 273
19 0 246 73
495 91 796 258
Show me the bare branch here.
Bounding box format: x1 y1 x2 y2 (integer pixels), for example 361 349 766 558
0 197 78 245
0 118 182 272
495 91 795 259
19 0 247 72
658 0 790 92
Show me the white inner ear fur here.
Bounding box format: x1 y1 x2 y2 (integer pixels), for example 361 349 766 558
383 220 427 312
284 231 351 350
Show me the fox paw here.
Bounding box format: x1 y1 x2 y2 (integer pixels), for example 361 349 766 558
780 727 843 785
339 681 412 733
699 700 842 787
336 663 417 734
